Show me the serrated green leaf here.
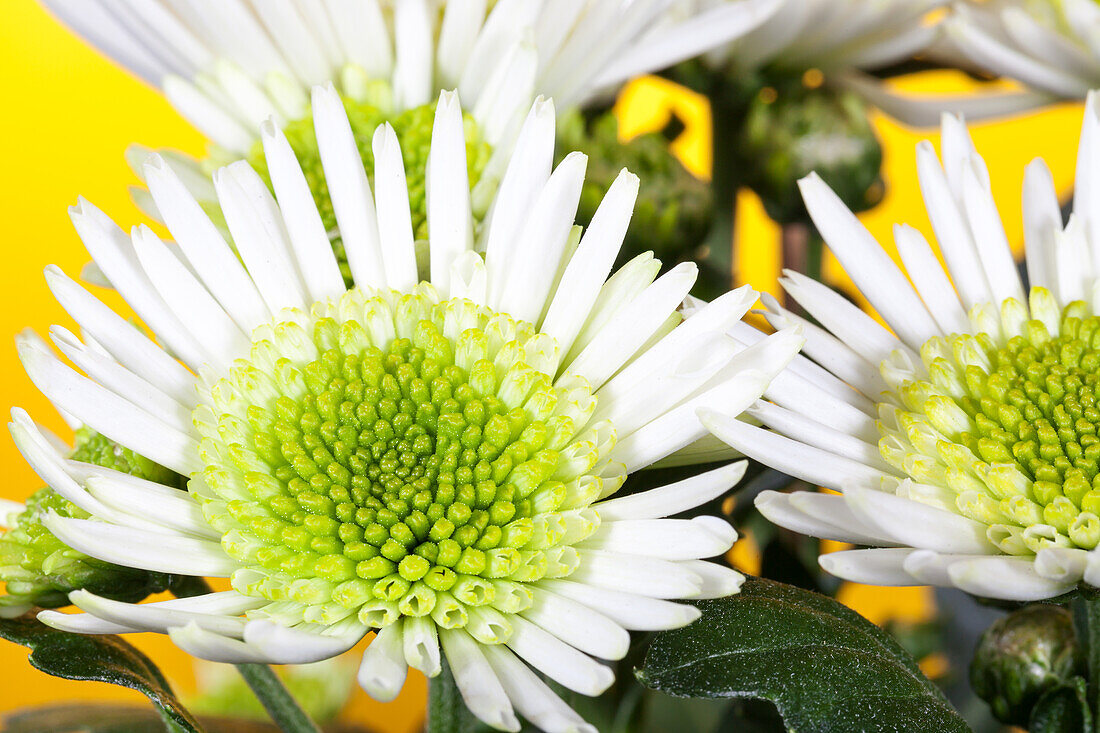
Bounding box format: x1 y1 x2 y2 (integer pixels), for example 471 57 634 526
1028 677 1093 733
636 577 969 733
0 613 201 732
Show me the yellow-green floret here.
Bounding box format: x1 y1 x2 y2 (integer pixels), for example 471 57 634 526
193 286 622 639
882 291 1100 555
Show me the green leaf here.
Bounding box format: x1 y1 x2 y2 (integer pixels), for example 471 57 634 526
1029 677 1093 733
0 613 202 733
636 577 969 733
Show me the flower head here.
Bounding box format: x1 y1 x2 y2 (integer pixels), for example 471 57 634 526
704 95 1100 603
945 1 1099 101
24 87 799 732
44 0 779 284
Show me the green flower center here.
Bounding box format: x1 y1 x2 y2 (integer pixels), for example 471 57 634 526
883 292 1100 554
244 90 492 286
194 288 616 633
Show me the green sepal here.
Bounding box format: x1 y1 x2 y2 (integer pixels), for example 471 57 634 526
1029 676 1093 733
635 577 968 733
0 613 202 733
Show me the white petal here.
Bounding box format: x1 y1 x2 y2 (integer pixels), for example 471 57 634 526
843 486 996 554
506 615 613 697
312 83 385 288
582 517 732 560
676 560 745 599
947 556 1075 601
44 515 237 577
69 198 208 373
169 622 274 663
482 643 596 733
440 628 520 732
392 0 433 109
700 409 888 493
595 461 746 520
523 587 629 660
214 162 308 316
570 549 702 599
799 173 939 351
371 123 419 292
144 155 271 332
819 548 921 586
428 90 474 296
43 264 197 404
493 152 587 324
358 622 409 703
537 578 700 631
17 337 199 476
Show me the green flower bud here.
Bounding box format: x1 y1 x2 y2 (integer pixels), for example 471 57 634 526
971 604 1084 726
739 77 883 224
556 108 713 275
0 429 184 611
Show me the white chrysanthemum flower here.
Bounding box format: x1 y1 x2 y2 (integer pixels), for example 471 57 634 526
23 86 800 732
41 0 781 155
701 95 1100 603
671 0 1056 125
41 0 780 284
945 0 1100 101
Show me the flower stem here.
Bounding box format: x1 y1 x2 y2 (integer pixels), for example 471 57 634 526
427 657 479 733
1087 595 1100 720
235 663 323 733
169 577 322 733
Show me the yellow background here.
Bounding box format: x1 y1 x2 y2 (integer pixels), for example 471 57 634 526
0 0 1085 728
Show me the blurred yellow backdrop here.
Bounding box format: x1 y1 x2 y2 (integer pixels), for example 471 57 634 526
0 0 1086 729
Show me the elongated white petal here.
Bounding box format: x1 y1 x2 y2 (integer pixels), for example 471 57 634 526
428 90 474 295
582 517 732 560
43 265 198 403
537 579 700 631
677 560 745 599
372 123 419 292
69 589 248 636
482 644 597 733
799 173 939 350
144 155 271 333
312 83 385 288
440 628 520 732
570 549 701 599
358 622 409 703
756 490 898 546
169 622 275 663
506 615 613 697
947 556 1076 601
701 409 888 493
215 162 308 316
18 338 200 475
595 462 746 521
44 515 237 577
819 548 921 586
69 198 208 374
843 486 996 554
523 587 629 660
494 152 587 324
541 169 638 354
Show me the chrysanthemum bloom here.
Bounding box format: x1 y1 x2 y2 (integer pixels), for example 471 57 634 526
41 0 779 269
23 87 799 732
945 1 1100 103
703 97 1100 603
668 0 1038 125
